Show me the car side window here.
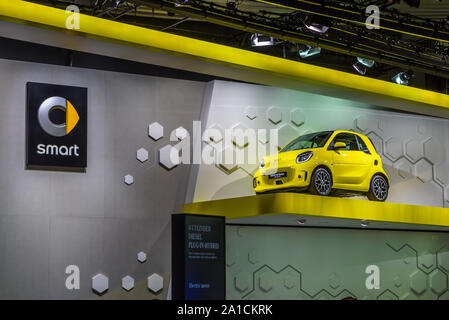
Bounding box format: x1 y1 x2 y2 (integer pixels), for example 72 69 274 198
356 136 371 154
331 133 359 151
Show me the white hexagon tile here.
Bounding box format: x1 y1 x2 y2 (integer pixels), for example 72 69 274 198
159 145 180 170
147 273 164 293
92 273 109 295
137 251 147 263
136 147 149 163
121 275 135 292
148 122 164 141
124 174 134 185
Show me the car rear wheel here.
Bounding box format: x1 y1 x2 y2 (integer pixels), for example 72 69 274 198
309 167 332 196
367 174 388 201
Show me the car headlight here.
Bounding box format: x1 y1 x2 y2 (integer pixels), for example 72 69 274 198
296 151 313 163
260 160 265 168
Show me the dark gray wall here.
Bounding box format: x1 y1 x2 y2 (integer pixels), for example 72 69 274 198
0 58 205 299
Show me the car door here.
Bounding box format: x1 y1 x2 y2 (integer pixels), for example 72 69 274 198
330 133 371 185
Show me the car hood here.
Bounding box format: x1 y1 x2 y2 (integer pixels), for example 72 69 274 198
262 149 315 168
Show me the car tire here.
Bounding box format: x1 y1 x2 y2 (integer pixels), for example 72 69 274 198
367 174 389 201
309 167 332 196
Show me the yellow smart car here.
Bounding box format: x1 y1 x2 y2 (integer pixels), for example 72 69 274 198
253 130 389 201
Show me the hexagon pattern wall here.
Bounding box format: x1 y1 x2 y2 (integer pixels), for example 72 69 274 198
190 81 449 208
227 225 449 300
91 251 165 297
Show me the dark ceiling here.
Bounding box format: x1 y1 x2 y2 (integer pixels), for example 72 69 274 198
24 0 449 93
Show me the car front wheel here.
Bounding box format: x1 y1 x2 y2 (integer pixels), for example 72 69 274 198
309 167 332 196
367 174 389 201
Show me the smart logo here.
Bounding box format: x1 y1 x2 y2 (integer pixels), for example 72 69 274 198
26 82 87 169
38 96 80 137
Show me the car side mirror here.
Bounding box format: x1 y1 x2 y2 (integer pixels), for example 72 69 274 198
334 142 346 150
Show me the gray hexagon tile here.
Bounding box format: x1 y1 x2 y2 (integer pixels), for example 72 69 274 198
366 132 383 154
226 247 237 267
231 123 250 148
417 124 426 135
234 272 250 293
137 251 147 263
377 119 384 131
244 106 257 120
328 273 341 290
258 130 269 144
277 124 298 149
354 115 371 132
439 291 449 300
395 159 412 179
415 159 433 183
122 275 135 291
409 270 427 295
259 272 273 292
424 137 444 164
404 139 423 162
174 126 188 140
267 106 282 124
393 276 402 288
159 145 180 170
147 273 164 293
315 291 333 300
216 146 238 174
124 174 134 185
377 290 398 300
418 250 435 270
438 249 449 272
429 269 447 295
384 137 403 161
148 122 163 141
204 123 224 143
248 249 259 264
92 273 109 295
283 275 296 290
136 147 149 163
434 164 449 186
290 108 305 127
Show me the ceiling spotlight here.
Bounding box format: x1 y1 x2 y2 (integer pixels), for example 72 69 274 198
392 70 414 85
298 45 321 59
175 0 190 6
251 34 274 47
403 0 420 7
297 218 306 225
303 15 331 34
226 1 237 9
352 57 375 75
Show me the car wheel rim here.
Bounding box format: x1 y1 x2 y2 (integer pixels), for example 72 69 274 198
373 176 387 200
315 170 331 194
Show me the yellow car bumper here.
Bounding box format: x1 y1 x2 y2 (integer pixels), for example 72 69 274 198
253 162 315 193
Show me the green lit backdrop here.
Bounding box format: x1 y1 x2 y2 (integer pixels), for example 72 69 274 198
226 225 449 300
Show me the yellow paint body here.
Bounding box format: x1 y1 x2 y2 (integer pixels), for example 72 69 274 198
253 130 389 194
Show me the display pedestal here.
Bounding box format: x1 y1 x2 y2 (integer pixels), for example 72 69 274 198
172 214 225 300
183 193 449 231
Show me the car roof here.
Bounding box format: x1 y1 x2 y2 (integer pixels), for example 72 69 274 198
332 130 364 136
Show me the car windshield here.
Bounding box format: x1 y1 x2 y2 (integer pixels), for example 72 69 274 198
280 131 333 152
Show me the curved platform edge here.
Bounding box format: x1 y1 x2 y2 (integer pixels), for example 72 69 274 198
183 193 449 230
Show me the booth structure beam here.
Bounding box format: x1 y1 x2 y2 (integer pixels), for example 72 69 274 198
1 0 449 113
